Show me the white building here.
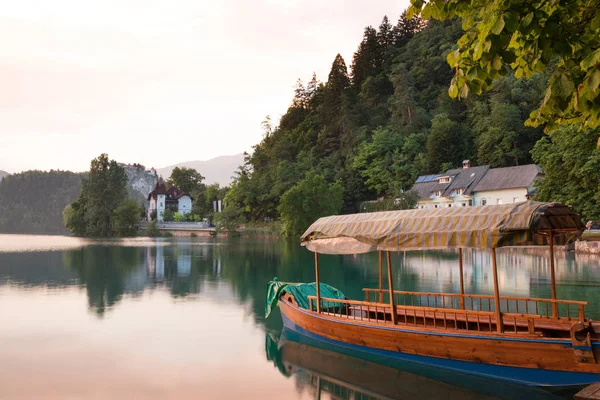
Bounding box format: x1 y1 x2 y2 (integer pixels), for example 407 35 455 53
411 162 542 209
472 164 542 206
411 160 489 209
147 182 193 221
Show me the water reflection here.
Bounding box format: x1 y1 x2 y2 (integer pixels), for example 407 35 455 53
1 238 600 320
268 328 576 400
0 235 599 399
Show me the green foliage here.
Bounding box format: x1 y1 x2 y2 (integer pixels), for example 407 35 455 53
111 199 144 237
278 171 343 237
167 167 205 196
360 190 420 212
193 182 228 222
173 212 186 222
163 209 174 222
532 125 600 221
0 170 83 234
144 220 161 237
426 114 472 173
408 0 600 130
214 205 243 234
64 154 129 237
63 203 86 236
353 127 405 195
222 10 590 227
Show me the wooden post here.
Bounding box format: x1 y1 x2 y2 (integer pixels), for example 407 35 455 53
458 248 465 310
315 252 321 313
549 232 558 318
491 248 503 333
386 251 397 324
378 250 383 303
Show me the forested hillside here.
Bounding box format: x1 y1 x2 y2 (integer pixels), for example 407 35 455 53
0 170 9 181
0 171 84 234
226 15 547 225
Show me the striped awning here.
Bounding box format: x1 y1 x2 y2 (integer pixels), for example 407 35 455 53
300 201 584 254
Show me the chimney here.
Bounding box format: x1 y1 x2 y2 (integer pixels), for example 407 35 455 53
462 160 470 169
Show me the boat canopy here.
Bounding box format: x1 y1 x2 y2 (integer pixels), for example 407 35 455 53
300 201 584 254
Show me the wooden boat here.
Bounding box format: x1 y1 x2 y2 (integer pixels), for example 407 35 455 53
270 201 600 386
272 327 572 400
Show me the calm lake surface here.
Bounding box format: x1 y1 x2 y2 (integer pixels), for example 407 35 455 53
1 234 599 399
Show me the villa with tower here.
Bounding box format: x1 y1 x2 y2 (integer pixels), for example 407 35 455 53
147 181 193 221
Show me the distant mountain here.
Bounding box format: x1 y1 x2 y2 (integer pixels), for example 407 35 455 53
0 170 9 181
156 153 245 187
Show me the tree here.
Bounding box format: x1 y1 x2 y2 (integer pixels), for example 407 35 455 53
63 154 128 237
353 127 405 195
214 205 243 234
63 201 86 236
278 171 343 237
167 167 205 195
111 199 144 237
0 170 83 234
408 0 600 130
82 154 128 237
532 125 600 221
426 114 472 173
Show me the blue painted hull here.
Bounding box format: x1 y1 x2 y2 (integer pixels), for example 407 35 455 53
281 312 600 387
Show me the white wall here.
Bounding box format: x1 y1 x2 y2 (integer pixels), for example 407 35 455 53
177 195 192 215
157 194 166 221
473 188 527 206
416 194 473 209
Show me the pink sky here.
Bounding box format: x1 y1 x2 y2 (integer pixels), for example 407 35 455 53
0 0 409 173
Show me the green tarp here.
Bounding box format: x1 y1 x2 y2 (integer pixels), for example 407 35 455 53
265 278 346 318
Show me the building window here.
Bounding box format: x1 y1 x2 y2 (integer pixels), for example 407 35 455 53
439 177 450 183
513 197 519 203
455 188 464 195
481 199 487 206
497 198 503 205
434 205 438 208
462 203 467 207
448 204 452 207
160 202 163 207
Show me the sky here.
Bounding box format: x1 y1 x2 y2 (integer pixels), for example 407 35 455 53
0 0 410 173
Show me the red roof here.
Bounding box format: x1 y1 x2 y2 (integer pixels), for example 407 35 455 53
147 183 193 201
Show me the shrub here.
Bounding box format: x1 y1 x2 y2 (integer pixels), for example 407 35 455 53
174 212 186 222
163 209 174 222
144 220 161 237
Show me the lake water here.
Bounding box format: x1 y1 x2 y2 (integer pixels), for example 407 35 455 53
1 234 599 399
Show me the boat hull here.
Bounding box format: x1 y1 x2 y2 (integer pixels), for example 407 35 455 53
278 300 600 386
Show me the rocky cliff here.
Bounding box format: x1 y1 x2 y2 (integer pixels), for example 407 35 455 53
123 165 158 203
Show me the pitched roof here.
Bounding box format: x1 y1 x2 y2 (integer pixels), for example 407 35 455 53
411 174 442 198
473 164 541 192
411 166 489 199
442 165 490 196
147 183 192 201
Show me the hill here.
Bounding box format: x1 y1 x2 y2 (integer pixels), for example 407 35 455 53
0 165 158 235
156 154 244 187
0 170 9 181
0 170 84 234
224 15 548 225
